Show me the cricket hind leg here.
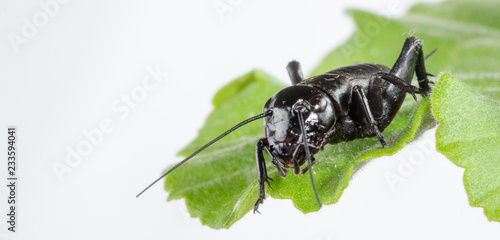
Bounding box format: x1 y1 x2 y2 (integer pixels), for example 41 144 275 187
389 36 433 93
374 37 434 129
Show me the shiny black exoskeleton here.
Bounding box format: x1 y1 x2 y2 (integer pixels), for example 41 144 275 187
137 36 434 214
253 36 432 212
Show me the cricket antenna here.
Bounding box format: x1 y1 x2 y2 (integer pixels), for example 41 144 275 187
424 48 437 60
136 111 271 198
296 108 322 209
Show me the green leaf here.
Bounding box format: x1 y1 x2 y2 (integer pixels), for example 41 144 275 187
432 73 500 222
413 0 500 222
165 68 435 228
164 0 500 228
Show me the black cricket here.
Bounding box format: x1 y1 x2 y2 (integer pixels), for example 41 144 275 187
137 36 434 213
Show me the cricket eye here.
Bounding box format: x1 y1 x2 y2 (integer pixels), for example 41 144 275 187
263 98 272 110
309 94 327 113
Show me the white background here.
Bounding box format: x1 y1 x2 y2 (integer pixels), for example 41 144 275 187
1 0 499 239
